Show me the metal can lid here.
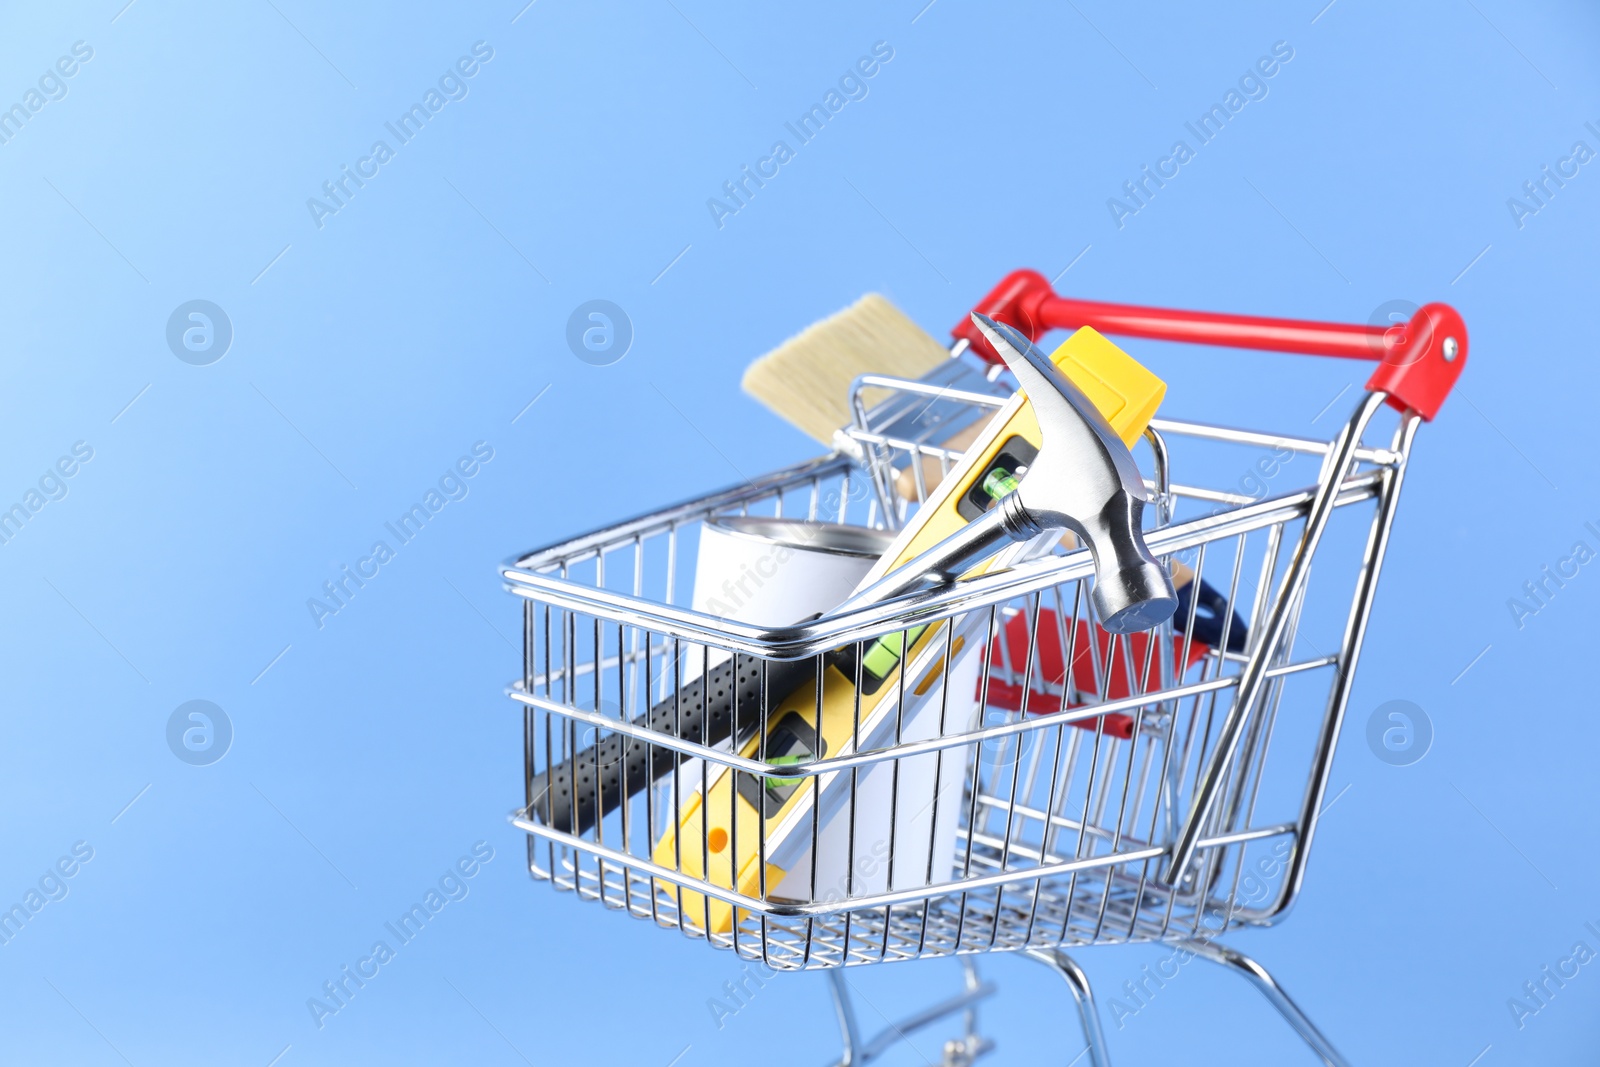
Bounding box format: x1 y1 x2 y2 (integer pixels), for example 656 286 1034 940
705 514 893 560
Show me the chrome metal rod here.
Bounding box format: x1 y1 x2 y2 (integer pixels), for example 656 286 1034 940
508 453 850 570
1180 939 1350 1067
849 372 1006 419
1147 415 1400 465
1159 391 1388 886
824 967 997 1067
855 981 997 1062
502 468 1389 660
508 653 1337 779
1275 411 1422 920
1025 948 1111 1067
827 969 864 1067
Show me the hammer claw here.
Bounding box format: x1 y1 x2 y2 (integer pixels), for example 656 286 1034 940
970 313 1177 634
835 315 1177 635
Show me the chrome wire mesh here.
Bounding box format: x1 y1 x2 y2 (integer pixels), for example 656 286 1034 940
503 395 1412 972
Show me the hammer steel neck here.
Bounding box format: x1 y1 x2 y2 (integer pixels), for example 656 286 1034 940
832 505 1017 615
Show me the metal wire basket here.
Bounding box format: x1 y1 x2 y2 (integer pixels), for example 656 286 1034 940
502 275 1466 1065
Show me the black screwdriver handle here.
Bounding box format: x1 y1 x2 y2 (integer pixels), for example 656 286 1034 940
529 652 817 836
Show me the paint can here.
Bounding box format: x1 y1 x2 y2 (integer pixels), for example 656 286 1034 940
672 515 893 792
692 515 893 628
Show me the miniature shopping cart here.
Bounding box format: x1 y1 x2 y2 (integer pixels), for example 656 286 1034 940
502 271 1466 1066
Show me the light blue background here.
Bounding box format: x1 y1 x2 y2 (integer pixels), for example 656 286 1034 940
1 0 1596 1064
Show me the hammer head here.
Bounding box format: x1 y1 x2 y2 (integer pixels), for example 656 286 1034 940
971 313 1177 634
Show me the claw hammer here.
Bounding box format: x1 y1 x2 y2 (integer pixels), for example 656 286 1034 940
836 314 1177 634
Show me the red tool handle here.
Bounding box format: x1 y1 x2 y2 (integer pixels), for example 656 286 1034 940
952 269 1467 420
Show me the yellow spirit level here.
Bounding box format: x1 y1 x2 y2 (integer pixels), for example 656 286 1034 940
655 328 1165 933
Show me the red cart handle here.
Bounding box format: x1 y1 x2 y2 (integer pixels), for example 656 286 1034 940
953 269 1466 421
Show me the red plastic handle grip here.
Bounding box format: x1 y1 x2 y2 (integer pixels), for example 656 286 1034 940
953 269 1467 420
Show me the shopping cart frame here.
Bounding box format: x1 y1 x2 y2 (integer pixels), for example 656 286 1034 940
502 275 1466 1065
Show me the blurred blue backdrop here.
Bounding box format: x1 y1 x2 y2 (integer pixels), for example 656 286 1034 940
1 1 1596 1064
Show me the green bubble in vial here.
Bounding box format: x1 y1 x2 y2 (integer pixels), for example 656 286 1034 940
765 754 806 790
982 467 1020 501
861 623 930 679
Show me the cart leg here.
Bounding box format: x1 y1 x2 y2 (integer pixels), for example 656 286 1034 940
826 969 863 1067
823 961 998 1067
1024 949 1111 1067
1178 939 1349 1067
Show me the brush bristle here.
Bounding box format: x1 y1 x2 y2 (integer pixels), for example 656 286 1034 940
742 293 949 444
